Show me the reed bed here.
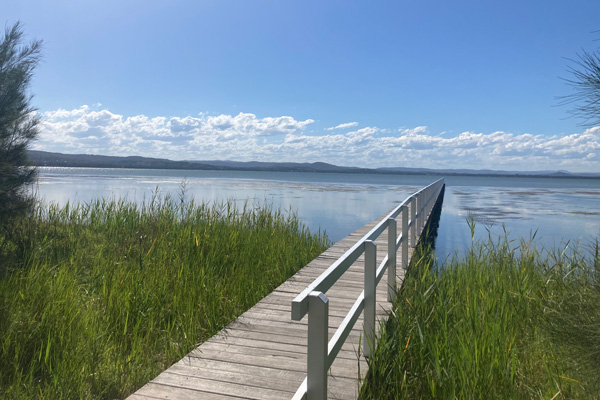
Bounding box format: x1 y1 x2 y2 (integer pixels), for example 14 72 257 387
0 193 329 399
360 231 600 400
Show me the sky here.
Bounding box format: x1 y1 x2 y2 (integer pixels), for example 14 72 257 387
4 0 600 172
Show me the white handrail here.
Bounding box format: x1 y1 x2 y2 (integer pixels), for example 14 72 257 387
291 179 445 399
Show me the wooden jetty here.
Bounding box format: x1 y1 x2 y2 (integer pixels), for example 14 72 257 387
128 179 445 400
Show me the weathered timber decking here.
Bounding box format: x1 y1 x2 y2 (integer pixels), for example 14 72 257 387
129 204 424 400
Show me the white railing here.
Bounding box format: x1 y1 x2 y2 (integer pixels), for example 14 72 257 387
291 178 445 400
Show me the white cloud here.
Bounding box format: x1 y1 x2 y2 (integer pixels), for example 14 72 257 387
33 106 600 172
200 113 315 139
399 126 428 136
327 122 359 130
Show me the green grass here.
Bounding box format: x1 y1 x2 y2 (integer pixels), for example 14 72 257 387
0 192 329 399
360 230 600 399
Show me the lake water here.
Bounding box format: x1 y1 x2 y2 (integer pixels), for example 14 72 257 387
34 167 600 261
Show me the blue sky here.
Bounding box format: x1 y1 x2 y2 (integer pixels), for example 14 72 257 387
5 0 600 171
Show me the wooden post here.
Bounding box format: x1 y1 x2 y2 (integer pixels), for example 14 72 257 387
415 195 421 241
420 189 426 233
420 193 424 238
401 204 408 270
308 291 329 400
363 240 376 358
387 218 397 302
410 196 416 247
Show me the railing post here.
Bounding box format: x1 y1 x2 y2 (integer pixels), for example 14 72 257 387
410 196 416 248
421 191 427 232
417 190 427 233
416 194 422 240
363 240 376 358
387 218 397 302
429 186 434 212
308 291 329 400
421 192 426 234
401 204 408 270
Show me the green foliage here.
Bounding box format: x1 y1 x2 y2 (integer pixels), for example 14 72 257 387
360 234 600 400
0 194 329 399
0 21 42 228
561 43 600 127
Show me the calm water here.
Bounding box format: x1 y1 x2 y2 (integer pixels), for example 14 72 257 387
34 167 600 261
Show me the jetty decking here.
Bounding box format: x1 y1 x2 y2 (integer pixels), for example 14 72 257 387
129 180 444 400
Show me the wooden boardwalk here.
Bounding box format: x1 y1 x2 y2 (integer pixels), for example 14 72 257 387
128 200 430 400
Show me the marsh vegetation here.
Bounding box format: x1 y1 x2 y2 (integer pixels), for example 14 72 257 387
0 193 329 399
360 228 600 399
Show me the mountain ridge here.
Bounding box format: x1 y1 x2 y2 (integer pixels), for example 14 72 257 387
27 150 600 179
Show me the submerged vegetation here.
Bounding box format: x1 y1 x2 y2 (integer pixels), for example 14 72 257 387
0 193 329 399
360 230 600 399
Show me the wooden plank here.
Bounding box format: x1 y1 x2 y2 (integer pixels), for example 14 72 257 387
164 364 301 393
151 372 292 400
200 334 367 362
132 382 241 400
183 348 361 380
175 356 304 381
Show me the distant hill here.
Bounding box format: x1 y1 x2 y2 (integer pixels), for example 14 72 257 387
28 151 222 171
27 150 600 178
377 166 599 178
189 159 369 173
27 151 374 174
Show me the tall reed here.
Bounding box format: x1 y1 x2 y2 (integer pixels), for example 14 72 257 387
360 233 600 399
0 193 329 399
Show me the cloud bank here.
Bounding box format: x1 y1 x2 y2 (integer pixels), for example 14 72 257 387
34 105 600 172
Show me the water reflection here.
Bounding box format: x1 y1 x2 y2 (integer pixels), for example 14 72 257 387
35 168 600 261
35 168 422 244
438 183 600 261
